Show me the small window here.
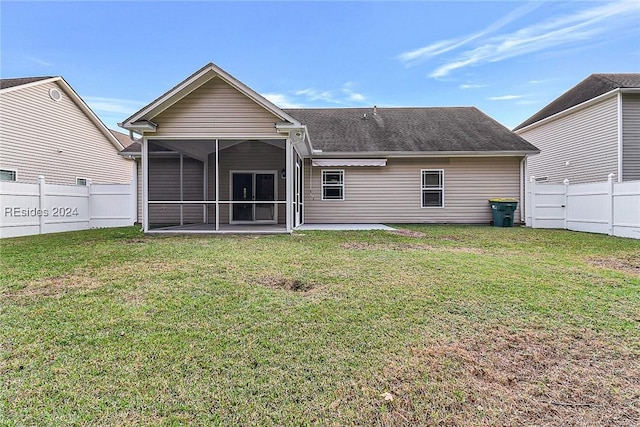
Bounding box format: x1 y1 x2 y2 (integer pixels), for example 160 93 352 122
0 169 17 182
322 170 344 200
421 170 444 208
76 177 88 186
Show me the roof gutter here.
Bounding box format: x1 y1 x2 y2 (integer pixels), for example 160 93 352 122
514 88 639 134
306 150 539 158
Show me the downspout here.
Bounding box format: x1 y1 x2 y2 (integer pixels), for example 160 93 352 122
617 91 623 182
520 156 526 223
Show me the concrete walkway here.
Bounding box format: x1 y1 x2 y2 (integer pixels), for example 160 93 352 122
295 223 396 231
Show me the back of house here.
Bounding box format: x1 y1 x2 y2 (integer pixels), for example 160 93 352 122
119 62 539 233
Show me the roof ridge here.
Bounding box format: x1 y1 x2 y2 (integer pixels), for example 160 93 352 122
592 73 624 88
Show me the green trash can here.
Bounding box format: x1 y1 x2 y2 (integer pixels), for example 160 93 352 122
489 198 518 227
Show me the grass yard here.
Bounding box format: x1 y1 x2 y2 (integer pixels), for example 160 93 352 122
1 226 639 426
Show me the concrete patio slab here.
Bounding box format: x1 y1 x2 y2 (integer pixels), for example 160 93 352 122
295 224 396 231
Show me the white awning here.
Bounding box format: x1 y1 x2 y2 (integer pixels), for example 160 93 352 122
311 158 387 167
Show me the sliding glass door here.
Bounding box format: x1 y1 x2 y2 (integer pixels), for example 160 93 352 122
231 171 277 223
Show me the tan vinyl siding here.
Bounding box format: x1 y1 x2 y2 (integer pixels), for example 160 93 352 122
0 81 133 185
151 77 282 138
519 95 618 184
147 155 204 225
209 140 286 224
622 93 640 181
303 157 521 224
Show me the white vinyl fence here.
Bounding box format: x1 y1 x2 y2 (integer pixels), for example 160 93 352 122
526 174 640 239
0 176 136 238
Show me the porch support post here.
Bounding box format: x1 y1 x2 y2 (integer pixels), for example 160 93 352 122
142 137 149 232
180 153 184 226
215 138 219 231
285 137 292 232
204 156 208 224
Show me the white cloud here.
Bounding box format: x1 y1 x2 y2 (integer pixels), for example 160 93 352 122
398 2 543 67
293 83 366 105
84 97 146 115
460 84 487 90
25 56 53 67
488 94 527 101
398 0 638 78
262 93 303 108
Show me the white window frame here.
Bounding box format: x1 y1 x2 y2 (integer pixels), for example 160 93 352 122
76 177 88 186
321 169 345 201
0 168 18 182
421 169 444 208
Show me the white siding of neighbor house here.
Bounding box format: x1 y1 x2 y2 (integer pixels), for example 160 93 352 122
0 81 133 185
519 95 618 184
622 93 640 181
151 77 283 138
303 156 521 224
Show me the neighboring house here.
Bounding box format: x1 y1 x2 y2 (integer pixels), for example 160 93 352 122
120 62 538 233
0 76 134 186
514 73 640 184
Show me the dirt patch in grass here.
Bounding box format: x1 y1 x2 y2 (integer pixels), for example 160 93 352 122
587 254 640 276
2 262 170 298
342 242 485 255
388 229 426 238
3 272 105 298
353 325 640 426
252 274 315 293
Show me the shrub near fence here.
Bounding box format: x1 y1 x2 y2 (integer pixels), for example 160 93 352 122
526 174 640 239
0 176 135 238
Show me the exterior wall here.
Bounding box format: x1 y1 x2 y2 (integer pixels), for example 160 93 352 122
518 95 618 184
303 156 522 224
210 140 286 224
147 155 204 226
0 81 133 185
622 93 640 181
151 77 283 138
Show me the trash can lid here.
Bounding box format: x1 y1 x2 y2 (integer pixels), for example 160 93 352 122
488 198 518 203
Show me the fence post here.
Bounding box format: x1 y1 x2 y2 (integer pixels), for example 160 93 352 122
607 173 614 236
87 178 93 228
529 176 536 228
563 179 570 230
37 175 46 234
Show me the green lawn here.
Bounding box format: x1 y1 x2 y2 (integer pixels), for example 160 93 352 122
1 226 638 426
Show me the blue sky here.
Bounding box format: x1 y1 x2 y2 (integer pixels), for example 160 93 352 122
2 1 639 131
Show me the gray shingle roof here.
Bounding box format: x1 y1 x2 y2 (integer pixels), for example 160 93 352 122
110 129 137 148
121 141 141 154
514 73 640 131
285 107 538 153
0 76 53 90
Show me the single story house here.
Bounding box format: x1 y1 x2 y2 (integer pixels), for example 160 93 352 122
0 76 135 186
515 73 640 184
120 62 539 233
